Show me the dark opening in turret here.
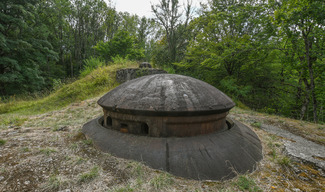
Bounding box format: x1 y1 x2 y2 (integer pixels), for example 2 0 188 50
141 123 149 135
106 116 112 126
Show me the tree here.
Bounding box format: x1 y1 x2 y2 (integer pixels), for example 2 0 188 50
272 0 325 122
0 0 58 95
177 0 279 106
151 0 193 65
94 30 144 61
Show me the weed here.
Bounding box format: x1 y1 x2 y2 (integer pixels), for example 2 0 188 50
0 139 6 146
234 175 262 192
277 156 291 167
70 143 78 151
39 148 57 156
271 148 277 159
127 162 144 177
46 175 61 190
72 132 86 141
150 172 174 190
83 139 93 145
251 121 262 128
75 157 86 165
79 166 99 183
21 147 30 152
113 184 134 192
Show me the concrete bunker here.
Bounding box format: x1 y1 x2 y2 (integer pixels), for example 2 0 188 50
83 74 263 180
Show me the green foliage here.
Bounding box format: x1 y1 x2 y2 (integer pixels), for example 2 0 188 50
151 0 193 66
0 0 58 95
220 78 252 100
79 57 105 78
271 0 325 122
94 30 144 62
234 175 262 192
0 62 136 115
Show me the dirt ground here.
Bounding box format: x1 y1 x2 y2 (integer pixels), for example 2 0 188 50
0 98 324 192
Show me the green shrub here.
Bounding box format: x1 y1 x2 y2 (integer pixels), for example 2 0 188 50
80 57 105 78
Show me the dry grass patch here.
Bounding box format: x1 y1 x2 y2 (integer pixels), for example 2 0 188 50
0 98 324 191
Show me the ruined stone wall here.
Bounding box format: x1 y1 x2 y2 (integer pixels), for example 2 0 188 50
116 68 167 83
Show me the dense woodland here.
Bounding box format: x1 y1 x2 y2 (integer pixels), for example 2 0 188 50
1 0 324 123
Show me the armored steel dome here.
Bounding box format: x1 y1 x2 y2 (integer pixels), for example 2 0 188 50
83 73 263 180
98 74 235 116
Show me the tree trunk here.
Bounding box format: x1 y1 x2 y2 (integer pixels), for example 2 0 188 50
303 30 318 123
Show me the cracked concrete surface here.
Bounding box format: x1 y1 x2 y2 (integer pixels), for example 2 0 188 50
261 124 325 170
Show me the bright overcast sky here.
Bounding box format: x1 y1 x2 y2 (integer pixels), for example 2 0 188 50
107 0 208 18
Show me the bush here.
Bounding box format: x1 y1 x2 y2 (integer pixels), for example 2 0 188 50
79 57 105 78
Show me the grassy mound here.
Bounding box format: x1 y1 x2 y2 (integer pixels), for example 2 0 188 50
0 62 137 115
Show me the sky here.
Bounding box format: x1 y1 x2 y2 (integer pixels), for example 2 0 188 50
107 0 208 18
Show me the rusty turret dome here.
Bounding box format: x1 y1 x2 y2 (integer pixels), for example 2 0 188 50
98 74 235 116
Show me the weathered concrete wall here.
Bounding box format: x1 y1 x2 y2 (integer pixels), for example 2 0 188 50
116 68 167 83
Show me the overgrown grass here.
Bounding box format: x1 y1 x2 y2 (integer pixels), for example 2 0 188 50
0 61 137 115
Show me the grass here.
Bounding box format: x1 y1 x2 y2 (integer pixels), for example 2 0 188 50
234 175 262 192
251 121 262 128
39 148 57 156
277 156 292 167
46 175 61 190
78 166 99 183
0 61 137 115
1 61 325 191
0 139 6 146
150 172 174 190
0 116 28 129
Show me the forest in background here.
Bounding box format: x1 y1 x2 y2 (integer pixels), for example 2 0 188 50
1 0 324 123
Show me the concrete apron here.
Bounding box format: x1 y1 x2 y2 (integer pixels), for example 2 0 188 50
261 124 325 170
82 117 263 180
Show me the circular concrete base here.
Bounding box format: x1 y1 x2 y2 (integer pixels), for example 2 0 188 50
82 117 262 180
